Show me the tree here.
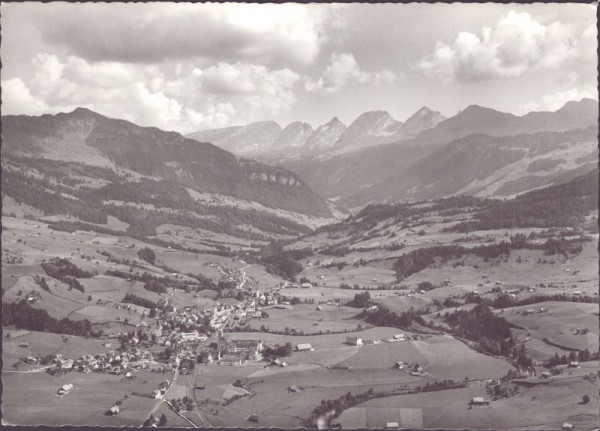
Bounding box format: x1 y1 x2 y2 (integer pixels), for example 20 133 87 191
138 247 156 265
159 413 167 426
582 395 590 404
87 295 93 302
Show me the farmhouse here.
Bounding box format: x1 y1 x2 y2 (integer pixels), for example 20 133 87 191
57 384 74 395
470 397 490 406
346 336 363 346
568 361 579 368
296 343 312 351
301 282 313 288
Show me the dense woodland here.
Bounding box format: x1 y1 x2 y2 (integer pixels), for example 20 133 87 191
41 258 94 293
448 171 598 232
122 293 158 310
443 304 515 356
2 158 311 242
392 234 587 281
3 300 92 336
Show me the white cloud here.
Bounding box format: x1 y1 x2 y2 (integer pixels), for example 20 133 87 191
30 3 331 68
1 78 48 115
517 86 598 114
305 53 396 94
417 10 597 83
2 53 302 133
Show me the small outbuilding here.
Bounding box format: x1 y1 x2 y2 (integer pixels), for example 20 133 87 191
296 343 312 351
470 397 489 406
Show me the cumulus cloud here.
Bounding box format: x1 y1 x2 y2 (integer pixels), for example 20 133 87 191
517 86 598 115
305 53 396 94
416 10 597 83
30 3 329 68
2 54 301 133
1 78 49 115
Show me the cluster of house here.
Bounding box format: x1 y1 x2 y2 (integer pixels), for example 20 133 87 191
38 348 155 376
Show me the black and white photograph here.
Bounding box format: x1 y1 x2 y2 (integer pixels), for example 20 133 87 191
1 2 598 429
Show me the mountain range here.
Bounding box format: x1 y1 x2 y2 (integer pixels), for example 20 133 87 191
2 98 596 223
281 98 599 208
187 107 447 159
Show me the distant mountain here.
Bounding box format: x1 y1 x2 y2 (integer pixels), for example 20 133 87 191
187 121 282 157
281 98 598 207
1 108 331 218
414 98 598 146
334 111 403 150
302 117 347 154
270 121 314 152
341 126 598 208
396 107 446 140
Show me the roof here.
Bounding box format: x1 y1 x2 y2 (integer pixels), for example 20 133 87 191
296 343 312 350
472 397 485 403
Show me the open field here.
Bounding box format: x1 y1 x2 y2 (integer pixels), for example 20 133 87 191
502 301 599 352
339 335 513 380
2 368 169 426
248 304 364 333
336 372 598 430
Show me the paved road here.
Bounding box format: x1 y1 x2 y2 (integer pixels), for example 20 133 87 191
142 364 180 425
189 336 213 427
2 365 54 373
238 264 250 290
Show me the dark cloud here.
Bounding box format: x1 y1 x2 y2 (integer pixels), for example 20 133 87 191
31 3 325 67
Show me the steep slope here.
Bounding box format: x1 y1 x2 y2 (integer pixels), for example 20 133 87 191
270 121 314 152
302 117 347 154
334 111 403 150
396 107 446 140
1 108 330 217
187 121 282 156
281 140 433 201
342 126 598 208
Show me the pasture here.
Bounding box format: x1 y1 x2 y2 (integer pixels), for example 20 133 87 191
250 304 363 333
502 301 599 352
1 369 167 426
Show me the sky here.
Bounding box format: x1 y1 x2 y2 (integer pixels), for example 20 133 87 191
1 3 597 134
